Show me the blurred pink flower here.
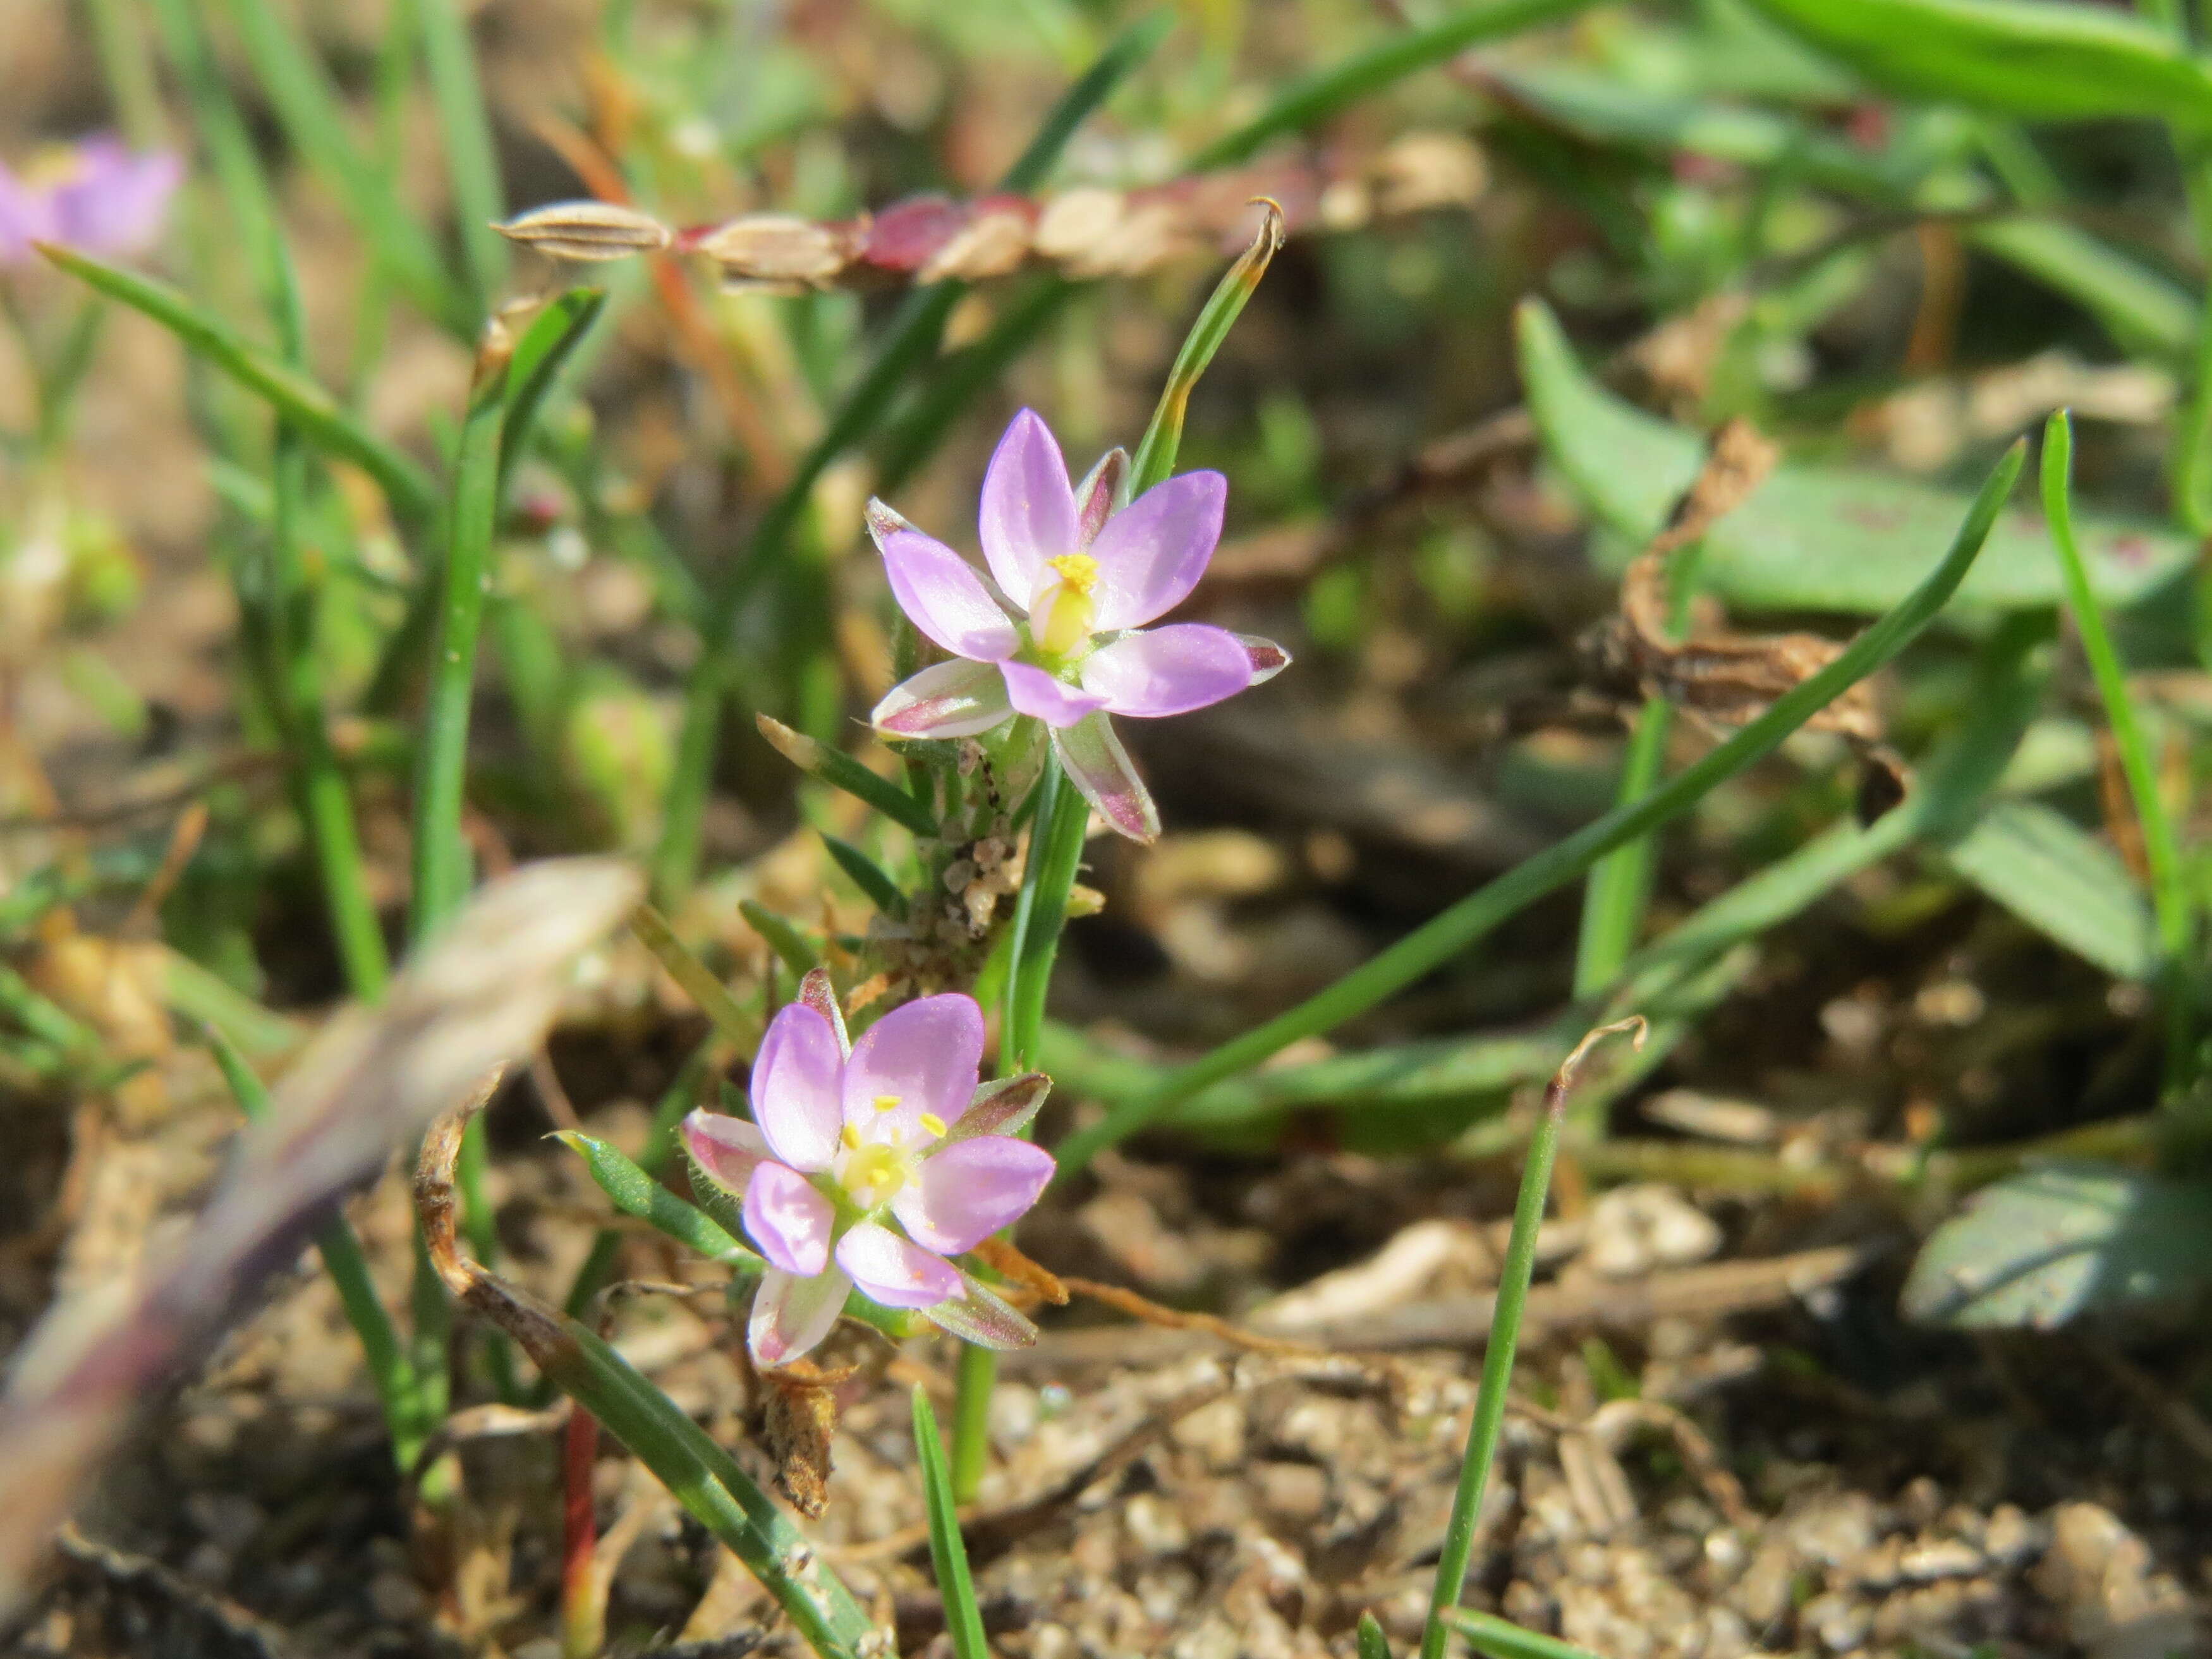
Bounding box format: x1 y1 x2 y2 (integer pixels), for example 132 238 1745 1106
683 974 1054 1370
0 136 181 267
866 408 1289 842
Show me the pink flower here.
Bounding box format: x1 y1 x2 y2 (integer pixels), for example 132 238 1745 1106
683 972 1055 1370
0 136 181 267
867 408 1289 842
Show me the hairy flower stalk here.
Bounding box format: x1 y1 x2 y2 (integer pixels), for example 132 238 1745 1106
867 408 1288 841
683 973 1054 1369
0 135 179 265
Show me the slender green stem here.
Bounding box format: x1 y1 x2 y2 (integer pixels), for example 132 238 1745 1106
1054 442 2024 1177
947 1343 1002 1508
2042 412 2193 1087
1421 1022 1642 1659
914 1386 992 1659
649 15 1174 904
85 0 169 148
1572 700 1672 996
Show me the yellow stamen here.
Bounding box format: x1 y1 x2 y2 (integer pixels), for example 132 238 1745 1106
919 1112 947 1138
846 1142 906 1201
1045 552 1099 592
840 1124 860 1151
873 1093 901 1113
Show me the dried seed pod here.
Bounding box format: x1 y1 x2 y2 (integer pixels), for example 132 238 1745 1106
495 200 672 261
693 213 858 288
918 205 1035 283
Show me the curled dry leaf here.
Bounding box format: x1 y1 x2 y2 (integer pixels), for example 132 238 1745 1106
0 857 642 1612
760 1358 859 1519
1582 418 1910 818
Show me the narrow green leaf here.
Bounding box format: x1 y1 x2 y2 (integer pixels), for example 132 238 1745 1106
821 834 906 917
1902 1165 2212 1327
537 1315 877 1655
633 904 763 1047
739 899 820 980
1967 217 2195 362
497 287 606 501
911 1387 991 1659
1054 420 2025 1177
39 246 440 526
1443 1610 1607 1659
1358 1612 1393 1659
1734 0 2212 127
1127 203 1284 496
1518 298 2190 616
758 715 941 839
1943 800 2158 980
554 1131 761 1269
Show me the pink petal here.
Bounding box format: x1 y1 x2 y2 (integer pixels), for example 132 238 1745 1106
944 1073 1051 1143
1080 623 1253 717
0 164 54 264
54 143 179 257
681 1109 773 1197
875 523 1018 662
834 1220 963 1308
1000 660 1110 729
1073 447 1129 549
978 409 1078 605
921 1270 1040 1349
871 658 1013 739
1052 712 1158 842
743 1161 834 1276
748 1265 852 1369
1087 471 1226 630
750 1002 845 1171
843 994 984 1143
892 1135 1055 1256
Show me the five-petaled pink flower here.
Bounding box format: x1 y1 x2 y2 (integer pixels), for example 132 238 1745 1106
867 408 1288 842
683 974 1055 1370
0 136 181 267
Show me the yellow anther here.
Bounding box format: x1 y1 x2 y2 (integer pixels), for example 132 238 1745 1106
919 1112 947 1138
872 1093 901 1114
1045 552 1100 592
845 1142 906 1201
840 1124 861 1150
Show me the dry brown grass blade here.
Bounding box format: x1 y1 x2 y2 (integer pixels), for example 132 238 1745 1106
0 856 642 1611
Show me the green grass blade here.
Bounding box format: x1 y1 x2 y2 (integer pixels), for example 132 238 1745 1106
911 1387 992 1659
1421 1022 1644 1659
740 899 821 979
822 834 907 917
39 246 440 528
407 334 511 941
413 0 508 315
497 288 607 502
558 1046 713 1324
1127 202 1284 496
206 1026 422 1468
1733 0 2212 126
222 0 471 332
633 904 764 1047
2041 411 2192 1076
758 715 942 839
1191 0 1598 169
1443 1610 1605 1659
554 1131 762 1269
1052 427 2026 1177
1358 1612 1394 1659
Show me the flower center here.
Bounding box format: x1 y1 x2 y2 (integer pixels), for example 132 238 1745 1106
22 145 83 191
1031 554 1100 660
842 1141 908 1206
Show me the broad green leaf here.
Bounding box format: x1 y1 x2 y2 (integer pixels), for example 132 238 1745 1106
42 246 440 527
1735 0 2212 127
1942 801 2156 980
1902 1164 2212 1327
1517 299 2190 615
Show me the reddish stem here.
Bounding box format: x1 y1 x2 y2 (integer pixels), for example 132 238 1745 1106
561 1404 603 1659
